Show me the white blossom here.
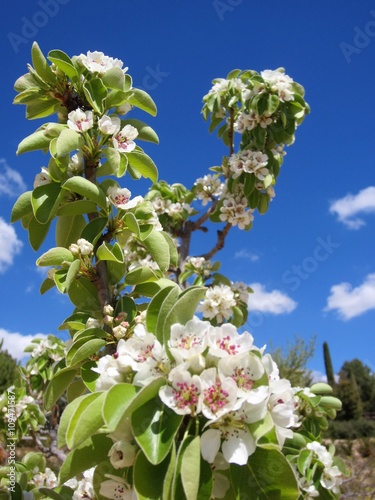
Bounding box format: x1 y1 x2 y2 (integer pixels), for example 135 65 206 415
67 109 94 133
100 474 136 500
108 440 136 468
78 51 127 75
198 284 237 323
200 368 238 420
93 355 123 391
33 167 51 188
72 467 95 500
159 365 202 415
32 467 58 488
76 238 94 255
68 153 84 177
98 115 121 135
112 124 138 153
107 186 143 210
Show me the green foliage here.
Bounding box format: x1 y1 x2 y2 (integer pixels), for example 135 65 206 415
323 341 336 388
271 335 316 387
0 342 17 393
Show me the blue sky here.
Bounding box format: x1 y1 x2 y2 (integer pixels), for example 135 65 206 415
0 0 374 380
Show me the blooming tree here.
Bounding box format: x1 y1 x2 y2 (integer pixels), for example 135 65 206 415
0 43 347 499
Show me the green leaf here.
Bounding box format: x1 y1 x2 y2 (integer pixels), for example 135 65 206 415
160 232 179 268
126 150 158 184
230 447 299 500
101 147 121 177
80 216 108 246
103 383 139 431
131 399 183 465
81 360 100 392
40 277 56 295
55 128 84 157
54 268 68 293
66 337 106 367
114 296 137 321
28 216 51 251
142 230 170 273
25 98 57 119
48 49 78 80
97 242 124 263
83 78 107 114
67 379 87 403
67 392 106 449
36 247 74 267
17 130 52 155
68 277 102 312
58 434 112 485
63 176 107 210
297 449 312 476
32 182 64 224
267 94 280 115
57 200 98 216
11 191 33 223
122 118 159 144
164 287 206 343
310 383 333 395
44 366 77 411
56 214 86 248
127 88 157 116
181 436 201 500
134 450 172 500
102 67 125 91
146 285 179 338
125 266 159 285
64 258 82 290
31 42 56 84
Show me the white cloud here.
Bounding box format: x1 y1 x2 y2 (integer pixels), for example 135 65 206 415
0 158 26 197
234 249 260 262
310 370 339 384
247 282 297 314
324 273 375 320
0 218 23 273
0 328 48 360
329 186 375 229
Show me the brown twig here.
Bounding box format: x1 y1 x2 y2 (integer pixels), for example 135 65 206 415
200 223 232 261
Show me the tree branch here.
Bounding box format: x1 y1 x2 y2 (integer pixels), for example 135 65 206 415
200 223 231 261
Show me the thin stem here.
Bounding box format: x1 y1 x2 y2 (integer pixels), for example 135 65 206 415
200 223 232 261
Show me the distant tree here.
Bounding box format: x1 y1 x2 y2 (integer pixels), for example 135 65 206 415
0 341 17 393
271 335 316 387
323 341 335 387
339 359 375 414
336 367 363 420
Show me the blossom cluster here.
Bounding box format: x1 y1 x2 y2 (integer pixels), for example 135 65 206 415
93 316 298 470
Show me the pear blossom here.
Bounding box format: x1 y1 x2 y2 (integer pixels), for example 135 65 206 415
93 355 123 391
86 317 100 329
218 353 266 403
117 102 132 115
195 174 223 205
108 440 136 468
100 475 136 500
107 186 143 210
198 284 237 323
32 467 57 487
268 379 297 446
67 152 84 176
73 238 94 255
168 316 209 365
98 115 121 135
201 421 256 466
72 467 95 500
159 365 202 415
67 108 94 132
112 124 138 153
78 51 127 75
33 167 51 188
200 368 239 420
208 323 254 358
211 453 230 499
219 196 254 229
261 69 294 102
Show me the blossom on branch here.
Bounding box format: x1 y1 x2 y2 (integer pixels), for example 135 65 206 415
112 124 138 153
67 109 94 133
